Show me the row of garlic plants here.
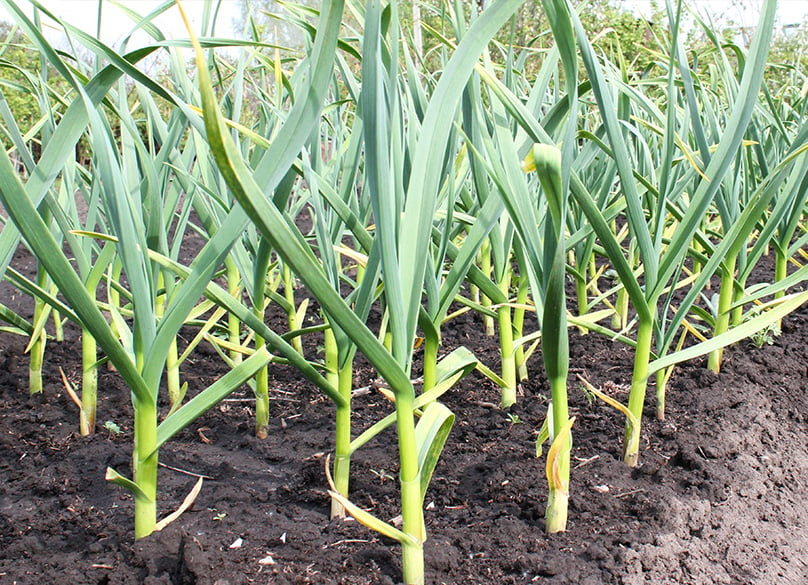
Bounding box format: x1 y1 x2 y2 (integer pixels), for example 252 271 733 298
1 1 807 583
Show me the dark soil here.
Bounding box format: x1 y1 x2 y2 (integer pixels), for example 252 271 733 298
1 243 807 584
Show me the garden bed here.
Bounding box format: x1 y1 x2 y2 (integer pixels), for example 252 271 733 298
0 246 806 585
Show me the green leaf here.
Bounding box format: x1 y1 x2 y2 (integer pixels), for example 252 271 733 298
0 1 160 278
648 290 808 376
545 416 575 491
433 346 478 390
349 348 476 455
326 487 416 546
0 301 32 335
105 467 150 502
154 348 273 453
578 375 640 453
146 249 344 408
535 416 549 458
184 0 415 399
415 402 455 503
0 139 149 404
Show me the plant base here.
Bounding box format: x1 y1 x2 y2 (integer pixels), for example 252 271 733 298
545 488 569 533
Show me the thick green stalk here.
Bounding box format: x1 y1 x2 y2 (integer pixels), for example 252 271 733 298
480 240 495 336
225 257 243 366
160 315 180 412
708 254 737 373
655 369 667 422
51 283 63 342
773 246 788 327
613 280 630 330
165 338 181 412
29 263 48 395
283 264 303 354
80 327 97 435
469 247 482 308
692 239 705 281
623 316 654 467
107 260 123 357
730 274 746 328
774 246 788 294
497 270 517 408
470 279 481 307
588 254 598 295
133 398 158 539
252 238 271 439
545 372 570 533
28 326 45 395
323 321 356 518
574 269 588 320
513 271 529 382
29 199 56 395
532 143 571 533
396 391 424 585
254 312 269 440
544 356 572 534
422 330 439 392
573 269 589 335
156 272 182 412
330 358 353 519
324 327 341 513
401 533 424 585
379 306 393 352
611 228 631 330
545 486 569 533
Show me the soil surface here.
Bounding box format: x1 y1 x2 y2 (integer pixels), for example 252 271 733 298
1 242 807 585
